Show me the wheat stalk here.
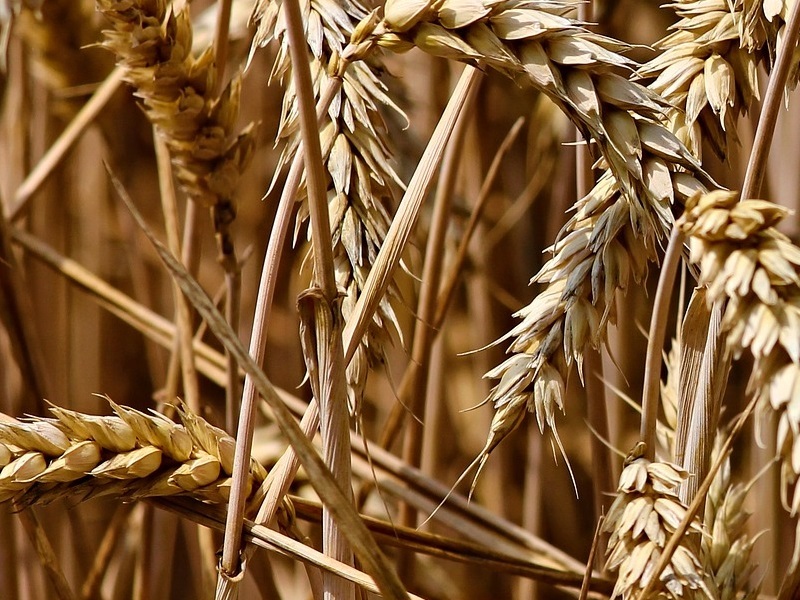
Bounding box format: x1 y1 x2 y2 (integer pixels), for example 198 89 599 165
0 399 267 507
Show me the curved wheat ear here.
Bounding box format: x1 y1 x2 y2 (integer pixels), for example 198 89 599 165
369 0 719 449
96 0 257 263
250 0 404 411
0 399 267 507
604 443 713 599
678 189 800 512
369 0 764 454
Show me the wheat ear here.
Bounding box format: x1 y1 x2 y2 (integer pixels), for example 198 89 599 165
738 0 800 90
95 0 256 268
350 0 723 455
250 0 404 410
377 0 778 459
0 399 267 507
678 190 800 513
701 437 759 600
603 443 713 599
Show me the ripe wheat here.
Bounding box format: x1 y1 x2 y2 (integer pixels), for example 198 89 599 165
383 0 776 458
0 400 266 507
639 0 759 160
250 0 405 409
5 0 798 596
361 0 726 452
96 0 257 267
679 189 800 513
604 443 712 600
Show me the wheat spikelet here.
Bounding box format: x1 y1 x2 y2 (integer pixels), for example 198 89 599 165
249 0 404 410
638 0 760 160
737 0 800 86
677 189 800 513
701 437 758 600
604 443 713 599
95 0 256 262
0 399 267 507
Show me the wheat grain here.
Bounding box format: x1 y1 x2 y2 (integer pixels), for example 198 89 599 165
638 0 760 160
375 0 710 204
737 0 800 89
0 399 266 507
470 0 781 465
603 341 757 599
